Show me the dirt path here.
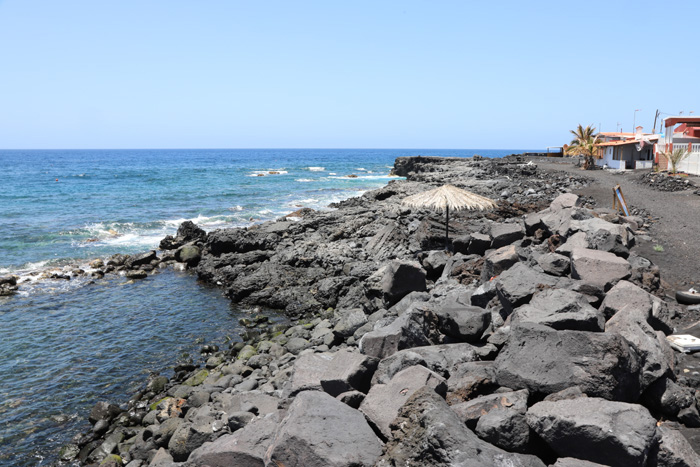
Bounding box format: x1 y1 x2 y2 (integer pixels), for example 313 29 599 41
531 157 700 297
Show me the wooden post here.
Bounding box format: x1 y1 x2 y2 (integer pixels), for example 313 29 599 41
612 184 629 216
445 205 450 250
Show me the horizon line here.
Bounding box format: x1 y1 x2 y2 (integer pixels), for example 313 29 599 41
0 147 544 151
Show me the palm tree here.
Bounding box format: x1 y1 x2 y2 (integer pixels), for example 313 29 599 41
659 147 690 175
565 124 599 170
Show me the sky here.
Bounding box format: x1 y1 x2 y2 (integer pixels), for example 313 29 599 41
0 0 698 150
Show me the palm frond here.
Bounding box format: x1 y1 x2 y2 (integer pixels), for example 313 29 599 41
402 184 497 213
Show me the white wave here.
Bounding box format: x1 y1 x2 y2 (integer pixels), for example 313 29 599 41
307 167 325 171
259 209 273 215
328 172 337 175
329 174 398 180
295 178 314 182
4 260 51 278
162 214 213 228
21 260 49 271
290 198 316 205
356 167 367 171
229 205 244 211
101 232 164 248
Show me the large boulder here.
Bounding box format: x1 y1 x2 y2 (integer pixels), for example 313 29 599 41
359 307 436 359
124 250 157 269
359 365 446 439
550 193 582 211
413 343 485 375
556 231 589 256
168 407 228 462
175 244 201 266
490 222 524 249
433 302 491 342
649 425 700 467
177 220 207 242
451 389 528 428
605 304 674 390
570 247 631 290
536 252 570 276
480 244 520 282
381 260 426 305
371 343 479 385
467 232 491 256
576 217 632 250
266 391 382 467
421 250 449 279
475 407 532 453
600 280 674 333
286 349 377 397
526 397 658 466
511 288 604 332
540 207 579 237
375 387 546 467
494 323 642 401
188 411 282 467
211 391 280 417
446 361 497 404
332 308 368 338
586 227 630 258
88 401 122 425
495 263 563 312
642 377 695 419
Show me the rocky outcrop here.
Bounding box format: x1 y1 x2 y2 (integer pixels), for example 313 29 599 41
65 157 699 467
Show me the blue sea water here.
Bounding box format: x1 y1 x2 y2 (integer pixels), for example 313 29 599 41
0 148 531 466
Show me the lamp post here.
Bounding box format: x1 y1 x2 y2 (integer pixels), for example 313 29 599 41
633 109 641 132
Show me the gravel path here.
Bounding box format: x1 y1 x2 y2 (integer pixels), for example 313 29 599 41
531 157 700 299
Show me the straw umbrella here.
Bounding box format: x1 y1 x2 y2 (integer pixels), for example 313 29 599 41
402 184 497 249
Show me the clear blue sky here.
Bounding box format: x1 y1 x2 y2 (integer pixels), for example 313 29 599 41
1 0 698 149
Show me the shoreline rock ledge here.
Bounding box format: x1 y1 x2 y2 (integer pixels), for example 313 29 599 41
66 156 700 467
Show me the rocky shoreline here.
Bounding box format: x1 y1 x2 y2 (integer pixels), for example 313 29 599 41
56 155 700 466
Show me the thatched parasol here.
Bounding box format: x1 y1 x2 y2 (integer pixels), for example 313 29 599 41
402 184 497 248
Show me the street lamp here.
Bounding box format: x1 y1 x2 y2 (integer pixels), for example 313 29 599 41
633 109 641 132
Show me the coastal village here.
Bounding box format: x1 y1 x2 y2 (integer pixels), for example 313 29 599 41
562 114 700 175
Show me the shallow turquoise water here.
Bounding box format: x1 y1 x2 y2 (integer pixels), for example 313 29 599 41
0 270 252 466
0 148 532 465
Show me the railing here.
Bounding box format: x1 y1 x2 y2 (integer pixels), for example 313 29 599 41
635 160 653 169
676 146 700 175
673 143 700 154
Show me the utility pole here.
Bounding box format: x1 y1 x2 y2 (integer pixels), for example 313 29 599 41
633 109 641 132
653 109 659 134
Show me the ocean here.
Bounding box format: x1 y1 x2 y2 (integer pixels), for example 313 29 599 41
0 148 530 466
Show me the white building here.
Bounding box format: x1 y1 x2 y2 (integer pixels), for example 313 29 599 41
594 127 657 170
656 116 700 175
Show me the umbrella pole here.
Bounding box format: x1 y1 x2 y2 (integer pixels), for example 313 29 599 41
445 205 449 250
